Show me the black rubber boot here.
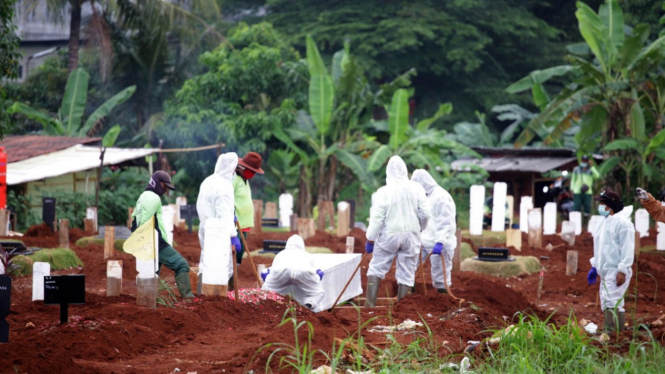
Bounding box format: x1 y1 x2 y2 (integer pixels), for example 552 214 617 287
618 312 626 332
175 273 195 298
397 284 412 302
604 309 617 333
364 276 380 308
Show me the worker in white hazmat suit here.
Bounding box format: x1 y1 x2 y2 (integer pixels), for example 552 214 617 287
196 152 242 293
411 169 457 294
587 189 634 333
261 235 325 310
364 156 430 307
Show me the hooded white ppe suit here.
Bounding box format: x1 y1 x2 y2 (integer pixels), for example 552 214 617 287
262 235 325 309
366 156 431 287
197 152 239 277
590 206 635 312
411 169 457 289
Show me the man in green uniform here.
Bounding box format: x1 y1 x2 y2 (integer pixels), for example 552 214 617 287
132 170 194 298
571 155 599 215
233 152 264 269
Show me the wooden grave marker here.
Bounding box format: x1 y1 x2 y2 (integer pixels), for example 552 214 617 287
104 226 115 260
59 219 69 248
107 260 122 296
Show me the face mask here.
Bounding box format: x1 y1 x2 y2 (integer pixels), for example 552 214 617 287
243 169 256 180
580 162 588 168
598 204 610 217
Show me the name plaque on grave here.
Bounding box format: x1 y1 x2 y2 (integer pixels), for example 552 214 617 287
261 218 279 227
44 275 86 324
475 247 515 262
262 240 287 253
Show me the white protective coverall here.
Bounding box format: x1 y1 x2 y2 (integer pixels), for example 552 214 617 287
590 206 635 312
262 235 325 309
411 169 457 289
196 152 239 277
366 156 431 287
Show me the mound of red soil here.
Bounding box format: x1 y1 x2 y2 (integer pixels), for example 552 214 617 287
24 222 54 237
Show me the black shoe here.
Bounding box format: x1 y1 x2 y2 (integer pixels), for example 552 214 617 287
228 276 234 291
305 303 313 309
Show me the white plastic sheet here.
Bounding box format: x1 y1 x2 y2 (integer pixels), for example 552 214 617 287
491 182 507 232
587 215 604 237
520 196 533 233
469 185 485 236
202 218 230 285
310 253 362 312
32 262 50 301
543 202 557 235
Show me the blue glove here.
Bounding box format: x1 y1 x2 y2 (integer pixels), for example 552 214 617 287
261 268 270 281
587 267 597 285
432 242 443 255
365 242 374 254
234 215 238 223
231 236 242 250
316 269 324 280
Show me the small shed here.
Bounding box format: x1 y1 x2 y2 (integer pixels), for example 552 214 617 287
451 147 590 209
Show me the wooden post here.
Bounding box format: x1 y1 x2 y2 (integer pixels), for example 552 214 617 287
136 277 157 308
264 202 278 219
84 218 94 233
635 231 641 257
566 250 578 276
0 209 8 236
104 226 115 260
297 218 316 240
127 207 134 229
317 200 327 231
346 236 355 254
107 260 122 296
290 214 298 232
189 266 199 295
506 229 522 251
452 229 462 273
202 283 228 296
86 207 98 232
337 202 351 237
59 219 69 248
253 200 263 233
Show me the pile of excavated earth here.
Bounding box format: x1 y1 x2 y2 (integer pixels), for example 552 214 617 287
1 224 664 373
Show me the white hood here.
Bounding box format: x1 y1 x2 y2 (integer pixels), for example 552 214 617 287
284 234 306 251
386 156 408 184
411 169 437 195
214 152 239 181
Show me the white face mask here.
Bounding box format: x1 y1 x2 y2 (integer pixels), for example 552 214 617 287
598 204 610 217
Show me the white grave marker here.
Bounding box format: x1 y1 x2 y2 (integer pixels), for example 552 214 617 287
520 196 533 233
658 223 665 251
587 215 604 237
491 182 508 232
543 202 557 235
528 208 543 248
469 185 485 236
279 193 294 227
86 207 98 232
561 221 576 246
162 205 175 245
175 196 187 223
32 262 51 301
506 195 515 226
136 230 159 279
202 218 230 286
635 208 650 238
569 211 582 236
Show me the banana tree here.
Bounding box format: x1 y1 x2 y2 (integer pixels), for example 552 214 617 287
8 68 136 137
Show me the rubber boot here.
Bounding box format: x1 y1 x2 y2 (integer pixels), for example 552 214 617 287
618 312 626 332
364 276 380 308
197 273 202 295
175 273 195 298
397 284 412 302
603 309 617 333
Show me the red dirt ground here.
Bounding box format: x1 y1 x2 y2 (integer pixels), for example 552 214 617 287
1 225 664 373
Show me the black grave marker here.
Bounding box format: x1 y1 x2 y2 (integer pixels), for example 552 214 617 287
42 197 56 232
475 247 515 262
180 205 198 234
0 275 10 343
261 240 287 253
44 275 86 324
261 218 279 227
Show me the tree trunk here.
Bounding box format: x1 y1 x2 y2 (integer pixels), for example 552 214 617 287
325 156 338 202
95 148 106 209
67 0 82 72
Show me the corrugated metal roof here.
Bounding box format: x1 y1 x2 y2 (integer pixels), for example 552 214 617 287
8 145 155 185
471 146 577 157
451 156 577 173
0 135 101 163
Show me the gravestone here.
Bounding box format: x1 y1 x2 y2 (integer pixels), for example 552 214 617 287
506 229 522 251
569 211 582 236
587 215 604 237
469 185 485 236
179 205 198 234
317 200 335 231
175 196 187 227
0 275 10 342
127 207 134 229
59 219 69 248
0 210 8 236
32 262 51 301
162 205 175 246
261 240 287 253
635 209 649 238
104 226 115 260
201 218 230 296
298 218 316 240
345 236 354 254
135 228 159 308
86 207 98 232
528 208 543 249
337 202 350 237
107 260 122 296
543 202 557 235
491 182 508 232
658 222 665 251
264 202 278 219
44 275 85 324
519 196 533 234
42 197 56 232
566 250 578 276
253 200 263 233
345 199 356 230
279 193 294 228
561 221 576 246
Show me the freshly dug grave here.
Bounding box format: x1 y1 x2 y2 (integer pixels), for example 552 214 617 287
1 225 664 373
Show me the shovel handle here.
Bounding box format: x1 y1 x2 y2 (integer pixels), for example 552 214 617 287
236 221 263 286
232 245 239 302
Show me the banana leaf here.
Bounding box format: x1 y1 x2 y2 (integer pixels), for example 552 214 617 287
367 145 392 172
80 86 136 136
388 89 409 150
60 68 90 135
102 124 122 148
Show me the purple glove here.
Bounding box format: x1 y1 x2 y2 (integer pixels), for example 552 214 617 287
316 269 324 280
261 268 270 281
365 242 374 254
234 215 238 223
587 267 597 285
231 236 242 250
432 242 443 255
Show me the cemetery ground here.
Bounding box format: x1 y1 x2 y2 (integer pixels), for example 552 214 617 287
1 226 665 373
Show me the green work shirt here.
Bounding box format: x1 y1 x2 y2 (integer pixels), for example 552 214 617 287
570 166 599 195
132 191 170 248
233 175 254 229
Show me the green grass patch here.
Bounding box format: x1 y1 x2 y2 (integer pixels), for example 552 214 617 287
461 242 474 261
462 230 507 247
13 248 84 275
461 256 540 277
76 236 126 252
